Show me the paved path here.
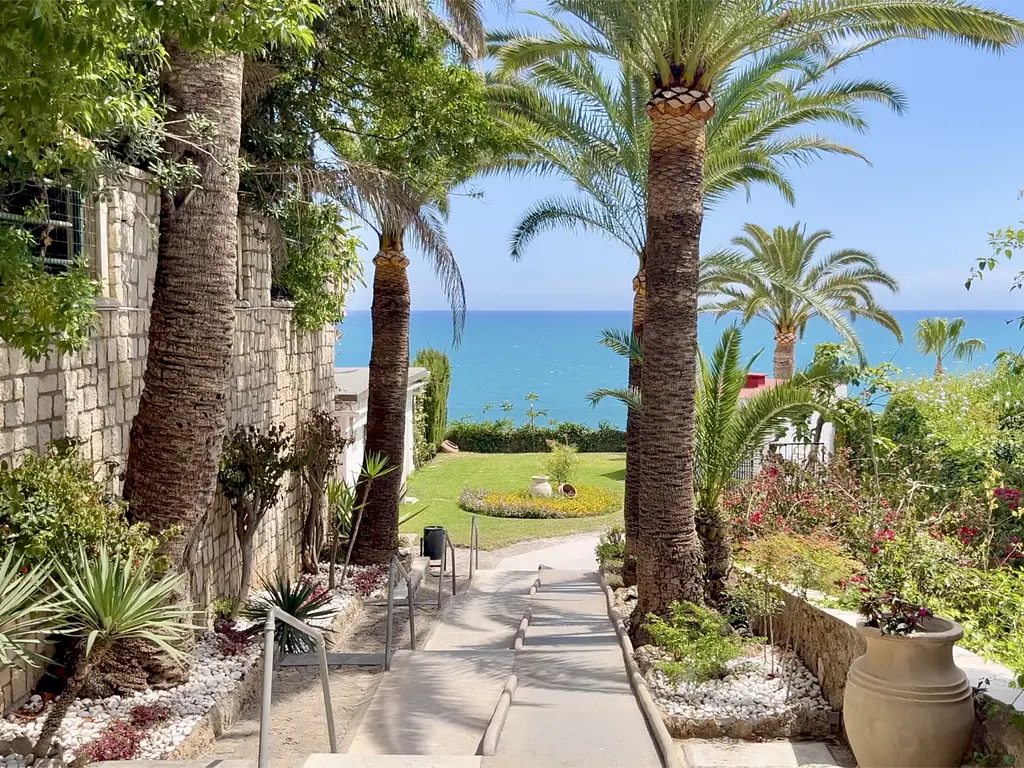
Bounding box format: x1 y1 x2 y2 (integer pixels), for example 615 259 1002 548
305 548 660 767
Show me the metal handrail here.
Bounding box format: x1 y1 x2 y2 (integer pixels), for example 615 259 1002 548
258 607 337 768
436 530 458 609
384 554 418 671
470 516 480 580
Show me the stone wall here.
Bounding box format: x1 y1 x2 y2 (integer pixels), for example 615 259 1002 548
761 582 1024 763
0 170 335 712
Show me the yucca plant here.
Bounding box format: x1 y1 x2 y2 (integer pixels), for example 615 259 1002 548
0 552 58 669
245 575 335 654
333 452 394 589
34 548 190 758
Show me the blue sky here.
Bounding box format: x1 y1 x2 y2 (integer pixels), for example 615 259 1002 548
347 1 1024 313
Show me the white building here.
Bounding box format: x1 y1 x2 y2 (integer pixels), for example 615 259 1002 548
333 366 429 488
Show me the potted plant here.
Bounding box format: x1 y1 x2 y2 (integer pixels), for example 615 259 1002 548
843 592 973 768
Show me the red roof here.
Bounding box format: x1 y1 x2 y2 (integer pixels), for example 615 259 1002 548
739 374 781 399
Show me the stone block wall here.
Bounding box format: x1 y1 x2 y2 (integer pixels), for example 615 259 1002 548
0 173 335 711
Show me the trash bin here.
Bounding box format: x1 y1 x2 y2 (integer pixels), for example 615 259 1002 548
422 526 446 561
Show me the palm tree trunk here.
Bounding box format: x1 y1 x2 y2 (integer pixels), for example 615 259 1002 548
621 265 645 587
631 88 712 643
124 43 243 604
696 505 732 605
349 234 409 565
934 356 944 378
773 329 798 379
35 646 108 757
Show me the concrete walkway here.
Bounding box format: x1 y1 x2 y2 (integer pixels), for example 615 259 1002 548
304 548 660 767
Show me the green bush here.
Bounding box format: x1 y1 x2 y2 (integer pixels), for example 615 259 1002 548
412 394 435 467
646 601 745 683
595 525 626 565
446 420 625 453
0 439 160 565
458 485 620 519
414 347 451 449
545 441 579 485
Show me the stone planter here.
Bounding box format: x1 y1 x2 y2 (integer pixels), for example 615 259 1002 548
844 617 973 768
530 476 552 497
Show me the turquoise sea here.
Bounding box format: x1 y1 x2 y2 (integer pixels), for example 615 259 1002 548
335 310 1024 428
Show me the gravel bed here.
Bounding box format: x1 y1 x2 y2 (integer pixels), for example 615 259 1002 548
0 564 390 766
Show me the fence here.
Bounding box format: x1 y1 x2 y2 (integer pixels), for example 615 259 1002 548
729 442 826 482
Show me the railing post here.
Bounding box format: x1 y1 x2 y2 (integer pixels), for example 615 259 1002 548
407 564 417 651
316 636 338 753
258 610 277 768
448 534 456 596
385 557 396 671
437 533 446 610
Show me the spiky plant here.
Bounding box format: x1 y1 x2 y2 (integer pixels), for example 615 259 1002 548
34 548 190 758
245 575 335 654
0 552 58 669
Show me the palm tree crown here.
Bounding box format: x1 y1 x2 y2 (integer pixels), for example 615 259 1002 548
916 316 986 377
702 222 902 379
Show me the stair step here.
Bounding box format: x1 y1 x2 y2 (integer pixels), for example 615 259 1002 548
303 757 481 768
280 652 385 667
94 762 256 767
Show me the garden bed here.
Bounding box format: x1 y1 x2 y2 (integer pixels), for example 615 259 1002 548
0 564 391 766
458 485 619 518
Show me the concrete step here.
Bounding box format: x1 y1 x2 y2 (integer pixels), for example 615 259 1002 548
303 757 481 768
426 594 527 650
280 652 385 667
680 739 855 768
95 763 255 767
347 650 514 756
494 647 660 767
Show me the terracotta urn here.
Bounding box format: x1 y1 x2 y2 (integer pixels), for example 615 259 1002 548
530 476 553 497
843 617 973 768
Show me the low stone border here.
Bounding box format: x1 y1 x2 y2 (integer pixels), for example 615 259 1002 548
599 578 684 768
513 608 532 651
481 673 518 756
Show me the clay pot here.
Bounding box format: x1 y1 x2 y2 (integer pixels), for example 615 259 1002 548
843 617 973 768
530 476 553 497
559 483 577 498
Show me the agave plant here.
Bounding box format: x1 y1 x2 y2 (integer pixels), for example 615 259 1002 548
34 548 190 758
245 575 336 654
0 552 58 668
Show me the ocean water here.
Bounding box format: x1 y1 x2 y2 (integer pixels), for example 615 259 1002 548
334 309 1024 428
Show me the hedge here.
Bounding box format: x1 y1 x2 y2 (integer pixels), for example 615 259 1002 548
445 419 626 453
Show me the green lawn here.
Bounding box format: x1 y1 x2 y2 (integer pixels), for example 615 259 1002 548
401 452 625 549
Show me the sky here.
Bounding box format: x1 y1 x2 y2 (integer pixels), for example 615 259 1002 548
347 0 1024 313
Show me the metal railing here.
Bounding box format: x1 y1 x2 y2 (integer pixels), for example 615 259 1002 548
436 530 457 609
258 607 337 768
384 554 418 671
469 516 480 580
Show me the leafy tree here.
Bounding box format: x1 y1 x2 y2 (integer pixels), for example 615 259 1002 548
703 223 902 379
916 317 986 378
218 424 294 614
293 410 350 573
414 348 452 449
495 0 1023 638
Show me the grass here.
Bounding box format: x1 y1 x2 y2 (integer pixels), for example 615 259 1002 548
401 452 625 549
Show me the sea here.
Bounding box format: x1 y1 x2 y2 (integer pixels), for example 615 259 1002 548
334 310 1024 428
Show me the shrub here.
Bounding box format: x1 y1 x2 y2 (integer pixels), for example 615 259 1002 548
81 720 144 762
414 348 451 449
459 485 620 519
0 439 159 565
596 525 626 565
738 533 858 596
446 420 626 453
545 441 579 486
128 703 170 729
293 410 350 572
412 394 434 467
645 601 745 683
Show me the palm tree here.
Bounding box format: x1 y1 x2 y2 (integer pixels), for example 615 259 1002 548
588 326 842 599
916 317 986 377
703 223 903 380
490 39 905 585
495 0 1023 630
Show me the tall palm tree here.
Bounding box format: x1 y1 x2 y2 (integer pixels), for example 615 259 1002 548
703 222 902 379
916 317 986 377
490 39 905 585
588 326 843 599
494 0 1023 631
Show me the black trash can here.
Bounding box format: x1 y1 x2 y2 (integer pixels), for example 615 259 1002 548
422 526 446 561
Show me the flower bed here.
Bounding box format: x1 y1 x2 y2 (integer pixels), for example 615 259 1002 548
458 485 619 518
